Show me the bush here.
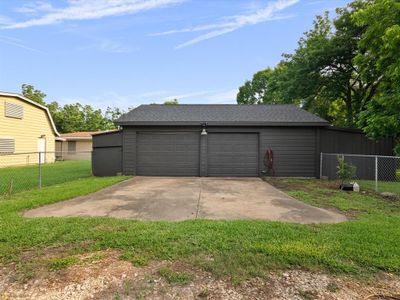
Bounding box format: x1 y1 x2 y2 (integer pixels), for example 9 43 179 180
336 156 356 183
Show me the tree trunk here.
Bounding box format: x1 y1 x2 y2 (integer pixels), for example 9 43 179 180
345 86 354 127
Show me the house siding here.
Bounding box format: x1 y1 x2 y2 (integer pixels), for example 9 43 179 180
56 140 92 160
0 95 56 167
122 129 136 175
92 131 123 176
259 128 317 177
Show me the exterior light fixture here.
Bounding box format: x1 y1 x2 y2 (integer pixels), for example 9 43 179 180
201 122 207 135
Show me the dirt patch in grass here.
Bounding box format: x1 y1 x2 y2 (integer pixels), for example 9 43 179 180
1 250 400 300
263 177 400 219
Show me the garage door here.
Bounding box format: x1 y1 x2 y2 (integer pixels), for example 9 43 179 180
207 133 259 177
137 132 200 176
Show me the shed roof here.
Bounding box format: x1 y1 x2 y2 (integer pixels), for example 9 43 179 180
115 104 329 126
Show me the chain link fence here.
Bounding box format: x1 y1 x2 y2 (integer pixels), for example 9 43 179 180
0 151 92 197
320 153 400 195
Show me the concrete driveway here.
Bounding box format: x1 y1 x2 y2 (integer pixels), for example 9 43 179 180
24 177 346 224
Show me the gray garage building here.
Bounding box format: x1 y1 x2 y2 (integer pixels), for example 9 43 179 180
92 104 394 177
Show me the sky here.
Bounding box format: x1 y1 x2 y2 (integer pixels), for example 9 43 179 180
0 0 350 111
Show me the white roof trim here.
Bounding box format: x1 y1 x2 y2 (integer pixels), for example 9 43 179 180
60 137 92 141
0 91 60 136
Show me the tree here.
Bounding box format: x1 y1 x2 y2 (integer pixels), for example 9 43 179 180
237 1 387 128
163 99 179 105
21 84 47 106
237 63 293 105
354 0 400 153
21 84 121 133
237 69 274 104
104 107 124 129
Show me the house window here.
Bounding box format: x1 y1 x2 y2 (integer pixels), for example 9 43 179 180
5 102 23 119
0 138 15 153
68 141 76 153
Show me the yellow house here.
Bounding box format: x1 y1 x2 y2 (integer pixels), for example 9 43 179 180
0 91 60 167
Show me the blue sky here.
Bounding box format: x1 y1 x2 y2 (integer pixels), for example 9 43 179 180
0 0 350 110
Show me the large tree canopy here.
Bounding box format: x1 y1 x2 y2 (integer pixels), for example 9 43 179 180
354 0 400 153
237 0 400 151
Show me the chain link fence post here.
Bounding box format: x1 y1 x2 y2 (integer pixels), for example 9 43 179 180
320 152 323 179
374 155 378 192
38 151 42 189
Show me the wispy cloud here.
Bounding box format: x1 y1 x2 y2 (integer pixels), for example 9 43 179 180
56 88 238 111
151 0 299 49
0 15 13 26
162 90 214 101
15 1 56 15
4 0 185 29
0 35 45 53
148 89 238 104
204 89 238 103
79 38 135 53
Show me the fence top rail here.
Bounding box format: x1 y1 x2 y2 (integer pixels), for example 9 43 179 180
321 152 399 159
0 152 40 156
0 151 93 156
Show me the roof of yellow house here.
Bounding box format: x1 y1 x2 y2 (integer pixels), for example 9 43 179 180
0 91 60 136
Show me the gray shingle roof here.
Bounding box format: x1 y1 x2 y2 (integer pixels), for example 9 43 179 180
115 104 328 126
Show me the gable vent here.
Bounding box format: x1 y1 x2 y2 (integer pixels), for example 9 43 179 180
0 138 15 153
5 102 24 119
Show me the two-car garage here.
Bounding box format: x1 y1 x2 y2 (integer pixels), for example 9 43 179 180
135 132 259 177
91 104 340 178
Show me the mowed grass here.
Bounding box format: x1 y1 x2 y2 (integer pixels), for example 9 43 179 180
358 180 400 195
0 160 92 195
0 176 400 283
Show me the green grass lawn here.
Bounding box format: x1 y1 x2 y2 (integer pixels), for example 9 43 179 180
358 180 400 195
0 160 92 196
0 176 400 284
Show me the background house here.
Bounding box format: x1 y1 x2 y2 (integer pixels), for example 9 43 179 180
56 132 94 160
0 92 59 167
56 131 114 160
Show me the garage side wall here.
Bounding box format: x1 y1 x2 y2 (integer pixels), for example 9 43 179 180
121 126 319 177
92 131 123 176
320 128 394 155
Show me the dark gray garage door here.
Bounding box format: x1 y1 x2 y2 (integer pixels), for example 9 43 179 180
137 132 200 176
207 133 259 177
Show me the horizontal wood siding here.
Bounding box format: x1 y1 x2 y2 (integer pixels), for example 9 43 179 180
320 128 394 155
122 128 136 175
92 131 123 176
93 131 122 148
260 128 317 177
0 95 56 167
